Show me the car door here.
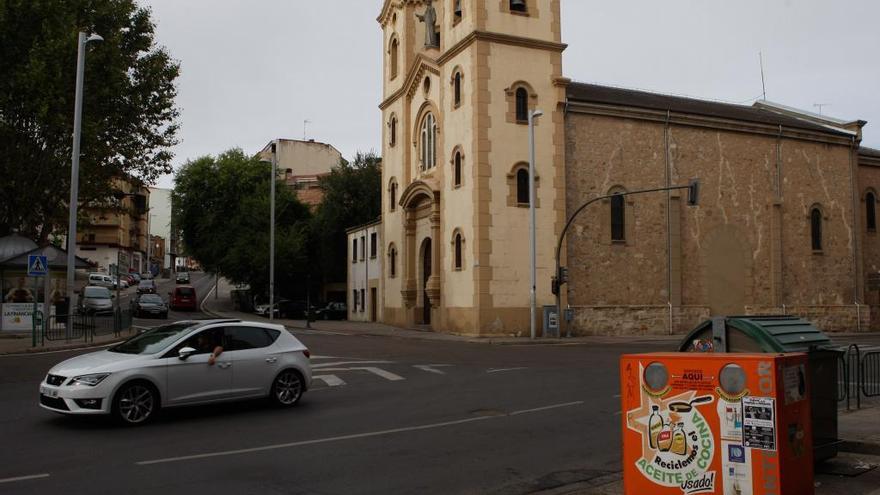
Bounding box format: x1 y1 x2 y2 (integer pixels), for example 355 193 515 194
163 328 234 405
224 326 281 397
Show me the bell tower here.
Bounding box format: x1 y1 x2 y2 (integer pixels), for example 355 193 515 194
377 0 567 335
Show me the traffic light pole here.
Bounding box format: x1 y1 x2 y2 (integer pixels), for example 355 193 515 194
553 180 699 337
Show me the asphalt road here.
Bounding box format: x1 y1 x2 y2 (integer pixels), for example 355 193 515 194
0 309 677 494
4 291 880 494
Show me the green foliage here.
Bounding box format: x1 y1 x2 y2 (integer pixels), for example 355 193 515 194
310 152 382 283
172 149 311 298
0 0 179 241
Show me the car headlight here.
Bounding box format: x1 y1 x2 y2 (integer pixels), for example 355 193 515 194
69 373 110 387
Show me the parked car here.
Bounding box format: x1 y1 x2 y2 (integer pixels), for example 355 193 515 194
38 319 312 424
77 286 115 315
175 272 190 284
314 302 347 320
88 273 116 289
128 273 141 284
136 279 157 295
140 272 153 280
277 300 314 319
112 276 128 289
130 293 168 319
122 274 136 286
169 285 198 311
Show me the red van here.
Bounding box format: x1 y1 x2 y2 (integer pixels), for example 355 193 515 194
170 285 198 311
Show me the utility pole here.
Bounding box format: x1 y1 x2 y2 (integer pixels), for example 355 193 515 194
269 141 277 320
528 109 543 340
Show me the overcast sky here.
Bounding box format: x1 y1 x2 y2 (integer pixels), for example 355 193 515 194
142 0 880 189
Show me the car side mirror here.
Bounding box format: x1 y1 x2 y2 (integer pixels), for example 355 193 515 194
178 347 197 360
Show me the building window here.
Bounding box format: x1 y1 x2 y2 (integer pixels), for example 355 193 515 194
352 238 357 262
353 289 358 311
389 245 397 278
611 193 625 242
515 87 529 122
453 232 463 270
810 207 823 252
454 0 462 20
420 113 437 170
360 235 366 260
389 179 398 211
453 151 462 188
370 232 377 258
453 72 462 108
867 192 877 231
516 168 529 205
360 289 366 312
390 37 399 79
510 0 528 13
390 116 397 147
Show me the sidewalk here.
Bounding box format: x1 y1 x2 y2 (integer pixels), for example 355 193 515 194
201 277 684 346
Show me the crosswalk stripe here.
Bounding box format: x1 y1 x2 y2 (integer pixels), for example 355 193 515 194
350 367 405 381
313 360 393 368
414 364 452 375
312 375 346 387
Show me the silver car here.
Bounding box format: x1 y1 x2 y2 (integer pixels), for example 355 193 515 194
78 286 115 315
38 319 312 425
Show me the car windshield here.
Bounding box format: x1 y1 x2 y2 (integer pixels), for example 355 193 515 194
138 280 153 288
177 288 194 296
140 294 163 304
83 287 110 299
109 322 196 355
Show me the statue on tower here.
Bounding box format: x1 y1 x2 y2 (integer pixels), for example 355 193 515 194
416 0 439 48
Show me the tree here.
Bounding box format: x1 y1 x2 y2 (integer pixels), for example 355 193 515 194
0 0 179 242
172 149 312 298
310 152 382 284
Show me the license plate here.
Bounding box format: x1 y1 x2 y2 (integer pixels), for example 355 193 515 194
40 386 58 398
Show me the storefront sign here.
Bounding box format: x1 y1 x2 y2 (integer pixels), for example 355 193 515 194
1 303 34 331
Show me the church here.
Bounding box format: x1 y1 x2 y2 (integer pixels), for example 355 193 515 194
371 0 880 336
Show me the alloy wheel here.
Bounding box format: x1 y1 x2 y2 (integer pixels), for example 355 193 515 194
117 384 155 424
274 371 303 406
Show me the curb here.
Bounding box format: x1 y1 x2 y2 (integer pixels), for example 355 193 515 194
840 440 880 457
0 326 147 356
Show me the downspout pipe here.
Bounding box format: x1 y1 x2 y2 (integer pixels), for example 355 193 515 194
851 135 861 331
665 110 673 334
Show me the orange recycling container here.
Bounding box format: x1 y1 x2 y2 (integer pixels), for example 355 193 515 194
620 353 813 495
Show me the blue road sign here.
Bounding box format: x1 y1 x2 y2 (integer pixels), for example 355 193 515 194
27 255 48 277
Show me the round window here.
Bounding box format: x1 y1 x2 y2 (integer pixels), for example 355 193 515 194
719 363 747 396
644 362 669 393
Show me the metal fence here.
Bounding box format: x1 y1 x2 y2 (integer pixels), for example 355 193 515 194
863 351 880 398
41 309 133 344
839 344 880 409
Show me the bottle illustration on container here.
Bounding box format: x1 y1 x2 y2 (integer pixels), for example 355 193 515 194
671 422 688 455
648 405 663 449
657 422 674 452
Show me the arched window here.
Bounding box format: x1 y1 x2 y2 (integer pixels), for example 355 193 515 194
389 179 398 211
390 38 399 79
611 193 625 242
810 207 823 251
454 233 463 270
516 168 529 205
453 72 462 107
867 192 877 231
510 0 528 13
389 245 397 278
515 87 529 122
420 113 436 170
390 116 397 147
453 151 462 187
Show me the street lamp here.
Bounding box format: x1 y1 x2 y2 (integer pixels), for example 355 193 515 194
528 109 543 340
65 31 103 333
267 142 278 320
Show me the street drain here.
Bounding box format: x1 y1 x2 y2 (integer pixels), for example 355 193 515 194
469 408 507 417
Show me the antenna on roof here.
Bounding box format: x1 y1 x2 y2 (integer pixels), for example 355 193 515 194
813 103 831 115
759 51 767 101
303 119 312 140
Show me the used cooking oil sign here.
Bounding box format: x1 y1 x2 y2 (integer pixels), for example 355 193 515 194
627 366 716 494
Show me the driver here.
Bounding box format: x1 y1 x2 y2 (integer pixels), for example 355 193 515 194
193 330 224 366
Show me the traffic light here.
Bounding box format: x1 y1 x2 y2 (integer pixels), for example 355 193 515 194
559 266 569 284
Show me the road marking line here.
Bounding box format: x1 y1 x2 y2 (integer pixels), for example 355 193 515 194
312 375 346 387
509 401 586 415
312 360 393 368
487 367 528 373
0 473 50 484
135 401 585 466
350 366 405 381
310 355 344 360
414 364 452 375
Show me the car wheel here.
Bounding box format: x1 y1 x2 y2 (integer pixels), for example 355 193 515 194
271 369 304 407
113 381 158 425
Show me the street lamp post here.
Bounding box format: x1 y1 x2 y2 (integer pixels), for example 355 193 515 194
269 141 277 321
65 32 102 337
528 109 543 340
552 180 700 337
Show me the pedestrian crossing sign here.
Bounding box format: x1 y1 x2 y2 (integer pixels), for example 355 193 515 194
27 255 48 276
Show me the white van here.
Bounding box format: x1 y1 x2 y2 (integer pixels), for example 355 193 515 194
88 273 116 289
